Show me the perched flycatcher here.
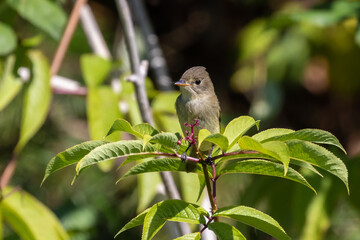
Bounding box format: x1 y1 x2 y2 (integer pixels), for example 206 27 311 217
175 66 221 161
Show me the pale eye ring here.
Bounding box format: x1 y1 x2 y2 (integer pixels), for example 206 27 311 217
195 79 201 85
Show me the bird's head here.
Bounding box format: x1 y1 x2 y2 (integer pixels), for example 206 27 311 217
175 66 215 99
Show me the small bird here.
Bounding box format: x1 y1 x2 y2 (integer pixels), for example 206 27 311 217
175 66 221 165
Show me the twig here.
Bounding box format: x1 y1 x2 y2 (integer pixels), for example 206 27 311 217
129 0 173 91
116 0 153 125
0 154 17 190
80 3 112 59
115 0 190 235
51 0 88 76
51 75 87 95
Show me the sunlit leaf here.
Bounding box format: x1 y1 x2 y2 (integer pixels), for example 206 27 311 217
174 232 201 240
262 141 290 175
198 129 229 153
118 158 203 182
7 0 67 40
0 22 17 55
0 55 23 111
262 129 346 153
81 54 112 87
42 140 108 184
87 87 122 142
115 208 150 237
138 173 161 212
15 50 51 154
208 222 246 240
142 200 207 240
223 116 259 151
150 132 179 150
76 140 157 174
179 173 204 204
252 128 294 142
106 119 142 138
217 159 315 193
133 123 159 136
238 136 281 162
287 140 349 193
1 187 69 240
152 91 179 114
214 205 290 240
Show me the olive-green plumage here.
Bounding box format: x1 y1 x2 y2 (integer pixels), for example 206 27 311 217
175 66 221 158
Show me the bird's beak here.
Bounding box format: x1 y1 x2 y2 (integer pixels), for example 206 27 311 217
175 79 190 87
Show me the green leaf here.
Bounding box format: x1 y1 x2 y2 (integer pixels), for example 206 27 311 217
214 206 290 240
150 132 179 150
217 159 315 193
238 136 281 161
198 129 229 153
262 129 346 154
81 54 112 87
137 173 161 212
87 87 122 141
15 50 52 154
291 159 323 177
0 22 17 55
142 134 153 150
76 140 157 174
118 158 202 182
1 187 69 240
223 116 259 150
106 119 143 138
174 232 201 240
7 0 67 40
142 200 207 240
262 141 290 175
42 140 108 184
287 140 349 193
152 91 179 114
115 208 150 237
179 173 204 204
252 128 294 142
121 154 160 166
215 153 274 164
301 179 331 240
0 55 23 111
198 129 211 147
208 222 246 240
133 123 159 136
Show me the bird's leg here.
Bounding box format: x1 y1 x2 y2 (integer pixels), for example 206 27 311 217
205 145 215 165
181 143 192 162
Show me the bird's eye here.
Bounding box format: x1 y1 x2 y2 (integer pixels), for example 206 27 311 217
195 79 201 85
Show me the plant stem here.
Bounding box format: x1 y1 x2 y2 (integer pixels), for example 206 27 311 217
51 0 88 76
128 0 173 91
0 154 17 190
201 163 217 214
115 0 190 235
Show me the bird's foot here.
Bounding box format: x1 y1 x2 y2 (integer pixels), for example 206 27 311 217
205 156 214 165
181 152 188 163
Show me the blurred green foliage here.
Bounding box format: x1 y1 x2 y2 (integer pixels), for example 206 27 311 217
0 0 360 239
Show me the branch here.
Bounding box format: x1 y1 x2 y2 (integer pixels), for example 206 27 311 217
129 0 173 91
51 0 88 76
80 3 112 59
115 0 190 235
0 154 17 190
116 0 154 125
